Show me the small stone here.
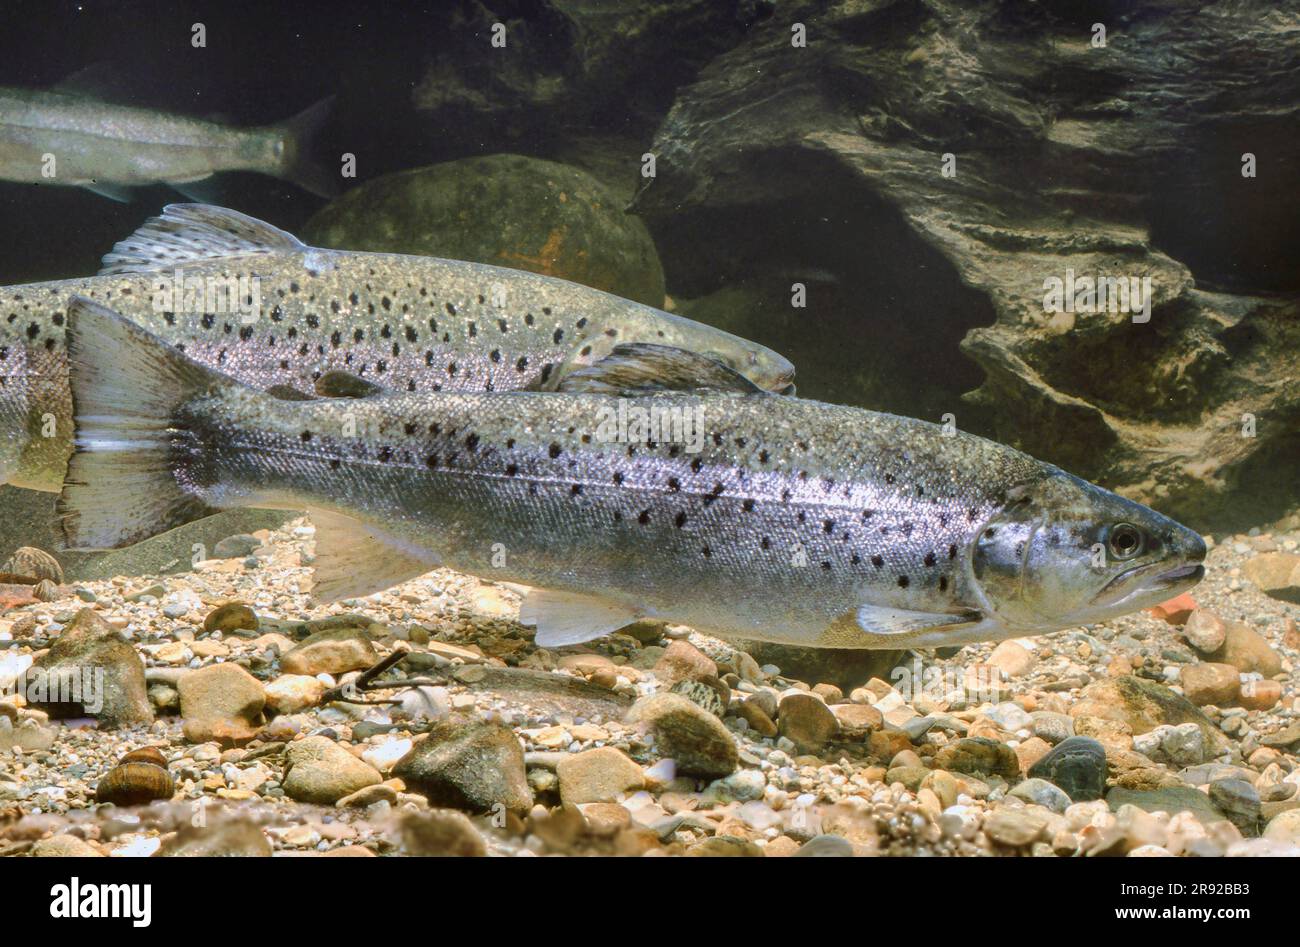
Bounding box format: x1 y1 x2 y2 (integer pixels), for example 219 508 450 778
811 683 844 704
280 627 377 676
1147 593 1197 625
1209 779 1261 835
1238 679 1282 711
670 678 726 718
737 698 778 737
1008 778 1071 813
393 716 533 813
156 818 272 856
685 835 763 857
264 674 327 714
653 640 718 686
282 735 382 804
984 807 1050 847
988 640 1035 677
178 662 265 723
1242 552 1300 603
626 693 738 778
1209 622 1282 676
1182 609 1227 653
335 781 397 814
1105 786 1226 825
831 703 883 731
212 534 261 559
776 693 840 753
934 737 1020 778
204 602 259 634
555 747 644 806
32 835 102 857
1263 809 1300 844
398 809 486 856
1179 663 1241 706
1028 736 1108 802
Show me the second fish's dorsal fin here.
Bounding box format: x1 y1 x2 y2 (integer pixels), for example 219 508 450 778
556 343 765 396
99 203 306 276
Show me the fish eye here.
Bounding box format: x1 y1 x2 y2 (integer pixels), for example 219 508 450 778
1107 522 1144 560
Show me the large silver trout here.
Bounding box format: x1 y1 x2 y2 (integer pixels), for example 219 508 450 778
58 299 1205 650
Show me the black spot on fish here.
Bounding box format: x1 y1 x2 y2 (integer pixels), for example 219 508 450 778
465 433 479 452
498 318 509 333
446 302 457 316
490 349 501 363
329 459 341 470
690 458 703 473
758 449 770 464
742 499 755 512
505 463 518 476
426 454 438 468
884 473 895 484
515 356 528 371
553 328 564 344
637 510 650 525
667 477 681 492
924 552 936 567
939 576 948 592
576 317 587 329
823 519 834 534
897 575 910 588
702 545 712 558
675 511 687 528
948 544 958 559
871 555 884 568
612 472 624 485
405 326 417 343
570 484 582 496
468 322 477 337
549 443 562 459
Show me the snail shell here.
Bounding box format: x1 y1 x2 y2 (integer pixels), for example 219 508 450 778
33 579 59 602
203 602 259 634
2 547 64 584
119 746 169 768
94 761 175 807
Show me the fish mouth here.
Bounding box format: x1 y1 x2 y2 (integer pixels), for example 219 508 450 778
1093 561 1206 608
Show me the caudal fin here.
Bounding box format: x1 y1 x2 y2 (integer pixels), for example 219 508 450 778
275 96 338 199
57 297 224 550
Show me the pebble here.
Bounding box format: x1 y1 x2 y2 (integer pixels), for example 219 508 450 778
392 716 533 813
282 736 383 804
626 693 739 778
776 693 840 752
1027 736 1108 802
555 747 644 806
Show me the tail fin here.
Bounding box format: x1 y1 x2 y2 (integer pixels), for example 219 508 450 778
274 96 337 199
57 297 224 550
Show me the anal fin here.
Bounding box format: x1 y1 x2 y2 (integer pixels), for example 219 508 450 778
520 588 641 648
307 509 437 602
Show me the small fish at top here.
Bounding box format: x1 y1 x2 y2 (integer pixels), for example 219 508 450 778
0 66 335 201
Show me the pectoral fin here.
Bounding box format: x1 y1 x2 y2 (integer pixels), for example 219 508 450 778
307 509 437 602
557 343 764 396
519 588 641 648
855 604 984 637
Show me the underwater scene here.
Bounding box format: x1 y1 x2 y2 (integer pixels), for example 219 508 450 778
0 0 1298 876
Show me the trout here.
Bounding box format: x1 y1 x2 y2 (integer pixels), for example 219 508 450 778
57 298 1205 650
0 204 795 492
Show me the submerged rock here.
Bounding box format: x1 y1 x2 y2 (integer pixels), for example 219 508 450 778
393 716 533 813
304 154 666 306
28 608 152 728
637 0 1300 525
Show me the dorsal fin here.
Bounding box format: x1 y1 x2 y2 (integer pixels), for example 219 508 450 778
557 343 764 396
99 204 306 276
